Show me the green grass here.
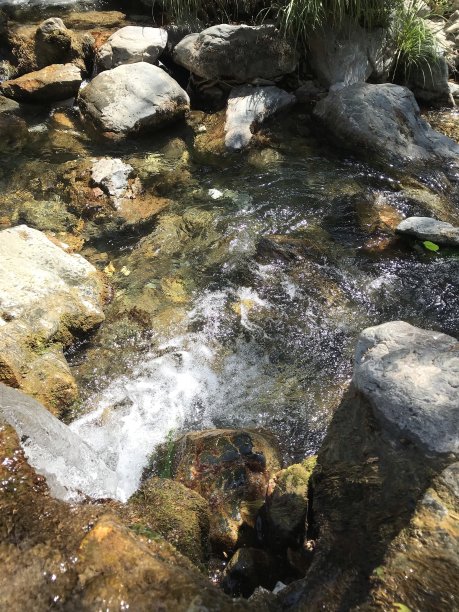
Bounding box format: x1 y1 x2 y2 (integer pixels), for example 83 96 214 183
391 0 441 77
158 0 441 81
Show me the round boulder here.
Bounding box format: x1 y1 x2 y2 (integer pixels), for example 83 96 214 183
97 26 168 71
173 24 297 82
78 63 190 137
169 428 282 553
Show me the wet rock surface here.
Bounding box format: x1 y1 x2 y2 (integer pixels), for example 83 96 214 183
169 429 282 553
314 83 459 179
0 418 248 611
225 86 296 150
0 383 118 500
78 62 190 136
123 476 211 566
0 225 105 413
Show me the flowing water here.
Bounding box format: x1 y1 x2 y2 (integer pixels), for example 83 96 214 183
0 5 458 499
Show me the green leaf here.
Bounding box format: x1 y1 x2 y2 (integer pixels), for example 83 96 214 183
423 240 440 252
393 604 412 612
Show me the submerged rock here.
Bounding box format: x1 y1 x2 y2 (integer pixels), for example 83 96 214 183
313 83 459 178
91 157 133 199
225 86 296 150
0 63 82 102
0 225 105 413
97 26 168 71
173 24 297 82
396 216 459 246
78 63 189 137
169 429 282 553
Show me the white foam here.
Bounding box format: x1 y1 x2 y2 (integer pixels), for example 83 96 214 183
70 288 275 500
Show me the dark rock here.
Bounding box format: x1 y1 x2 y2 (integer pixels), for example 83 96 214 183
170 429 282 553
263 458 316 552
222 547 279 597
277 322 458 610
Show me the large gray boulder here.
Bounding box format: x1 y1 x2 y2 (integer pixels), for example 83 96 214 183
225 85 296 150
0 383 119 501
78 63 190 136
173 24 297 82
96 26 168 71
308 21 391 87
354 321 459 456
0 63 82 102
0 225 105 413
313 83 459 177
396 216 459 246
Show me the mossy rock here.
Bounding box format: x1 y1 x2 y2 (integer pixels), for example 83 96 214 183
124 477 211 567
170 428 282 554
263 456 317 552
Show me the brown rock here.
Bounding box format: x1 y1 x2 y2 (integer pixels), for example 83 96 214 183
122 476 211 566
1 64 82 103
169 429 282 553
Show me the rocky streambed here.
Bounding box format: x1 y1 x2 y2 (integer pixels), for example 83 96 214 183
0 1 458 610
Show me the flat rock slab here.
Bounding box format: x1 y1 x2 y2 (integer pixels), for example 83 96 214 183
78 62 189 136
0 63 82 102
0 383 119 501
396 216 459 246
225 85 296 150
173 24 297 82
313 83 459 176
97 26 168 71
354 321 459 456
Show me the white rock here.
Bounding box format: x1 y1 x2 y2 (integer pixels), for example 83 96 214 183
91 157 133 199
97 26 168 71
354 321 459 456
396 216 459 246
78 63 190 136
0 225 104 328
0 383 119 501
225 85 295 150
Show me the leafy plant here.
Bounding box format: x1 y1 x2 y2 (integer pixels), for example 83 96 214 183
390 0 441 77
275 0 403 45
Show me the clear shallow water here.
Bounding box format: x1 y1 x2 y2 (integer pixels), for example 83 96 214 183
2 101 459 500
